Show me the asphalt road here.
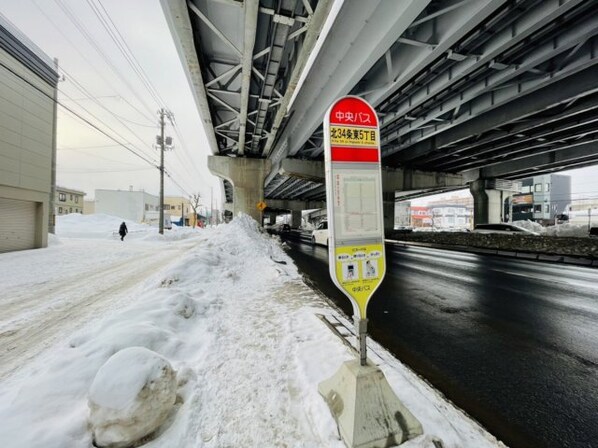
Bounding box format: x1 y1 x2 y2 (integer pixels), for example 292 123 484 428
282 236 598 448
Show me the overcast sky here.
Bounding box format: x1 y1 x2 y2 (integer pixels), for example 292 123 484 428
1 0 220 206
2 0 598 209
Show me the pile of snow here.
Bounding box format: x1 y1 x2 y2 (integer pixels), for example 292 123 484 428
56 213 201 242
89 347 177 448
56 213 147 239
0 213 505 448
511 220 544 234
543 223 590 237
513 220 590 237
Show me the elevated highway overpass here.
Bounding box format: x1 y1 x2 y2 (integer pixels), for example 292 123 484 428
161 0 598 228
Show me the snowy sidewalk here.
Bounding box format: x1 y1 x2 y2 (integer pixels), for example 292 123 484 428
0 214 505 447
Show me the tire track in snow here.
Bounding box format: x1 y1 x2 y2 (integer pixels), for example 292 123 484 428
0 243 197 381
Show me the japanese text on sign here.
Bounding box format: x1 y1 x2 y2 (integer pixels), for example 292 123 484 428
333 111 374 125
330 126 377 147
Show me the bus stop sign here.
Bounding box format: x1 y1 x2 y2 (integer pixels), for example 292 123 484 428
323 96 386 320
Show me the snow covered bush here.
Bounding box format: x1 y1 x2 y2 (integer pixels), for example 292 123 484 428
88 347 177 448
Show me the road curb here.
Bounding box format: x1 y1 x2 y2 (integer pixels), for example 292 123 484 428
385 239 598 268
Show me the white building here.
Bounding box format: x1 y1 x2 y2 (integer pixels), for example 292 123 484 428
429 204 472 229
0 16 58 253
568 199 598 228
94 189 159 223
394 201 411 228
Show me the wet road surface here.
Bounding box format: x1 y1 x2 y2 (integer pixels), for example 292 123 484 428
283 237 598 448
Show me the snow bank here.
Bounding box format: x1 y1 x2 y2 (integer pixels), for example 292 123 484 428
0 213 302 447
56 213 147 239
56 213 203 241
544 223 590 237
89 347 177 448
0 213 505 448
513 219 590 237
512 220 544 234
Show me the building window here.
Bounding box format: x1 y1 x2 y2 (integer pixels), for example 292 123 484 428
58 207 63 213
59 193 66 201
534 204 542 213
75 208 78 213
75 196 79 203
70 194 73 200
69 207 73 213
546 183 550 192
164 205 171 210
534 183 542 192
522 186 531 193
545 204 550 213
145 204 149 211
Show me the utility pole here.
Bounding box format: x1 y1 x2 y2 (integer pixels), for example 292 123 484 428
157 108 174 234
159 109 165 234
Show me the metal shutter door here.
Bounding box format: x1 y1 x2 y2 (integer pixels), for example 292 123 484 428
0 198 36 253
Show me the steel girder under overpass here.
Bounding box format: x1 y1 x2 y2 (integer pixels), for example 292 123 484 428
162 0 598 211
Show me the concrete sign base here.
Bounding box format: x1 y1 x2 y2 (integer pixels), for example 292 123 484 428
319 360 423 448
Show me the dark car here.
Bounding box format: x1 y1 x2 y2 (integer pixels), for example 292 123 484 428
473 223 539 235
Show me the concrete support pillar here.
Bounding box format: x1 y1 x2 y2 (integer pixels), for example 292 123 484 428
382 191 395 235
470 179 504 225
208 156 271 223
264 212 276 226
291 210 302 228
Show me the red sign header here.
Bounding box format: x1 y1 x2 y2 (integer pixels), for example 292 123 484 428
329 97 378 127
326 96 380 163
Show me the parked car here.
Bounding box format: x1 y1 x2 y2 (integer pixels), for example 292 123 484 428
472 223 539 235
311 220 329 246
266 223 292 235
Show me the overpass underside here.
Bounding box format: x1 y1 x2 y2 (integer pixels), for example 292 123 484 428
161 0 598 225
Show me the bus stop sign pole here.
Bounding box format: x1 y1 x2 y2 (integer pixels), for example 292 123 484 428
323 96 386 366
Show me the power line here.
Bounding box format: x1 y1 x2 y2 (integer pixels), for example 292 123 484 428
58 144 121 150
57 85 159 165
60 167 155 174
59 149 150 166
164 168 192 198
52 0 157 119
58 65 159 162
170 118 206 182
0 59 157 168
31 0 156 124
89 0 167 109
33 0 205 192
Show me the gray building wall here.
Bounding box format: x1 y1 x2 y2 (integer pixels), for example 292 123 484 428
512 174 571 224
0 17 58 251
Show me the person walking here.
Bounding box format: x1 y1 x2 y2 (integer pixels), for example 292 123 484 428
119 221 128 241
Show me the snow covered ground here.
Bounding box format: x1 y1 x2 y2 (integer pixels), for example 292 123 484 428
0 213 506 448
512 220 591 237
